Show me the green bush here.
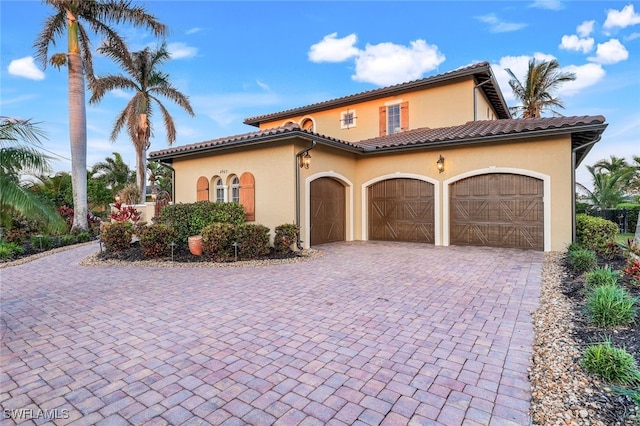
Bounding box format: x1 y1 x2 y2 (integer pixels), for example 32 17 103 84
100 222 133 252
201 223 236 261
139 224 178 258
581 339 640 385
585 267 619 289
4 229 27 244
0 242 25 259
76 231 92 243
235 223 270 259
59 234 77 246
567 242 584 253
274 224 299 253
30 234 53 250
156 202 245 243
586 284 637 327
576 214 619 253
569 248 598 272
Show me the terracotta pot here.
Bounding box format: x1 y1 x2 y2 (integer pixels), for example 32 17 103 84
188 235 203 256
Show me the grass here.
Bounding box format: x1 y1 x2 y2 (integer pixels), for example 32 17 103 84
581 339 640 386
587 284 638 327
616 233 635 245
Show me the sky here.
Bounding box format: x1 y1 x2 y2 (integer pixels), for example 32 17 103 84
1 1 639 189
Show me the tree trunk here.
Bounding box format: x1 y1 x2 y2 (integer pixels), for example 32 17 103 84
634 212 640 247
136 144 146 205
68 51 88 233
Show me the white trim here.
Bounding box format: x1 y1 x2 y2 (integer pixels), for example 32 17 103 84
305 172 354 249
443 167 551 252
383 99 403 106
340 110 357 130
361 173 441 245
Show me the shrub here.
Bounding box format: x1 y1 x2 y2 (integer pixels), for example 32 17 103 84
568 248 598 272
274 224 299 253
30 234 53 250
76 231 92 243
100 222 133 252
59 234 77 246
156 202 245 243
624 259 640 286
201 223 236 261
586 284 638 327
585 267 619 289
110 201 141 223
576 214 619 253
567 242 584 253
234 224 270 259
4 229 27 244
0 242 25 259
581 339 640 385
139 224 178 258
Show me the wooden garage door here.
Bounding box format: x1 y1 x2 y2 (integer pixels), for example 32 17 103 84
310 177 345 245
369 178 434 243
450 173 543 250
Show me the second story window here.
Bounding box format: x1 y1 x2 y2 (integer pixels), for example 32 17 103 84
379 101 409 136
387 104 401 134
340 110 357 129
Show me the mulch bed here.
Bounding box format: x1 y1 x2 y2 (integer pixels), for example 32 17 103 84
561 253 640 425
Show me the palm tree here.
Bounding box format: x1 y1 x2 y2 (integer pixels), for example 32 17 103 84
34 0 166 232
91 151 135 194
0 117 66 232
89 42 194 204
577 165 634 209
505 58 576 118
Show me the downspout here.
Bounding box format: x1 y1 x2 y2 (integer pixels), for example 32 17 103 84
473 79 492 121
571 137 602 242
295 140 317 249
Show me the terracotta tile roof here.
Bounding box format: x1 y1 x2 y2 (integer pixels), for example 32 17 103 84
355 116 607 151
243 61 510 126
149 116 606 163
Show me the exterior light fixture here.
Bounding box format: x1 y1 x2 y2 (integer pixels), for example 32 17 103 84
114 194 121 202
151 192 157 201
300 152 311 169
436 155 445 173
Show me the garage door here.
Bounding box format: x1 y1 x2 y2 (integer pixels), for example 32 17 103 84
369 178 434 243
310 177 345 245
450 173 543 250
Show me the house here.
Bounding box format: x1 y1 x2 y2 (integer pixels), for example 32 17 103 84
148 62 607 252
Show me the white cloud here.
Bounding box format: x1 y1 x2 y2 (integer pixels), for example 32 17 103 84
559 35 594 53
558 63 606 96
625 32 640 41
491 53 602 102
352 39 446 86
588 39 629 64
476 13 528 33
530 0 564 10
185 27 202 35
604 4 640 30
577 20 595 37
256 80 271 91
308 33 359 63
167 42 198 59
8 57 45 80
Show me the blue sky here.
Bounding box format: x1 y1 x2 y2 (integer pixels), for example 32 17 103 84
1 1 639 188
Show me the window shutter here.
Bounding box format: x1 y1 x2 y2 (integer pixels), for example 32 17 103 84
239 172 255 221
196 176 209 201
400 101 409 131
379 106 387 136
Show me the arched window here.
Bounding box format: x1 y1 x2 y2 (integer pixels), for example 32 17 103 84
300 117 315 132
215 177 225 203
196 176 209 201
230 175 240 203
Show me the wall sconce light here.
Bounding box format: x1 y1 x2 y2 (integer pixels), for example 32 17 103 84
299 152 311 169
151 192 157 201
436 155 445 173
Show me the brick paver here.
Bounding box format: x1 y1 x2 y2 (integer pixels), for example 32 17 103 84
0 241 542 425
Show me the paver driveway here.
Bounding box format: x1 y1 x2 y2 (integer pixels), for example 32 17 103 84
1 241 542 426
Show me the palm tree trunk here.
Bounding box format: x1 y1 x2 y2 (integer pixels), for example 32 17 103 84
634 212 640 247
136 144 146 205
68 51 89 232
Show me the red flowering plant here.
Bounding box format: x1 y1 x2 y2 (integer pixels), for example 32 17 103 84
624 259 640 287
110 201 141 224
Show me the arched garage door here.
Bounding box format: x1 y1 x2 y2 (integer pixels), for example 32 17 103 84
369 178 435 243
310 177 345 245
450 173 543 250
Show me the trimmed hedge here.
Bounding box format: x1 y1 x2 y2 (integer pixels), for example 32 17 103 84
139 224 178 258
202 223 236 261
576 214 619 252
274 224 299 253
101 222 133 252
155 201 245 243
235 224 270 259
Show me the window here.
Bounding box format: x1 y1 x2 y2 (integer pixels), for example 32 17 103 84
215 177 225 203
340 110 357 129
378 101 408 136
230 175 240 203
387 104 401 134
